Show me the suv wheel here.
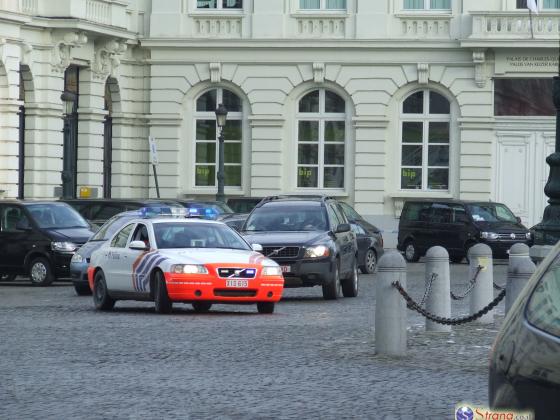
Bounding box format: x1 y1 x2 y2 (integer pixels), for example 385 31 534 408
361 249 377 274
342 258 359 298
404 241 420 263
322 260 342 300
29 257 55 286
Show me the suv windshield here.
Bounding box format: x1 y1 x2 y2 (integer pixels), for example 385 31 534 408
27 204 89 229
467 203 518 223
244 205 328 232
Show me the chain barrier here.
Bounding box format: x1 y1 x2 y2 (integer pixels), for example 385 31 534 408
419 273 437 307
450 265 483 301
493 281 505 291
392 281 506 325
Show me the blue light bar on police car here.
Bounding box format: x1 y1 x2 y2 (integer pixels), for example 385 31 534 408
139 206 188 218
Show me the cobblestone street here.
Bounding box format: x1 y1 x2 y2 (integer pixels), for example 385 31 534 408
0 261 508 419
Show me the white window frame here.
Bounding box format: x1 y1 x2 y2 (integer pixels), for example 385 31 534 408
403 0 451 11
196 0 243 10
399 89 451 192
193 88 244 190
298 0 347 11
295 88 347 191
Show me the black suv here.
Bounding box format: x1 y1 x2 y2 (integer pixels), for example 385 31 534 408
240 196 358 300
397 199 532 262
0 201 94 285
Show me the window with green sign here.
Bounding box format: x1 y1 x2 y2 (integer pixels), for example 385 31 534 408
194 88 243 187
296 89 346 189
400 90 450 191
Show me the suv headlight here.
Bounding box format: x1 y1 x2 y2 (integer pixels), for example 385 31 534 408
480 232 499 240
170 264 208 274
51 242 78 252
71 253 84 263
304 245 330 258
262 266 282 276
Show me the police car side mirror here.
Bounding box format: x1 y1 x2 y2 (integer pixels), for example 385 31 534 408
129 240 148 250
251 243 263 252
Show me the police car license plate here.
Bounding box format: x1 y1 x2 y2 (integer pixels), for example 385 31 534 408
226 279 248 288
281 265 291 273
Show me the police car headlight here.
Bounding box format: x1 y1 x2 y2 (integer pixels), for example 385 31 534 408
51 242 78 252
304 245 330 258
171 264 208 274
71 253 84 263
262 266 282 276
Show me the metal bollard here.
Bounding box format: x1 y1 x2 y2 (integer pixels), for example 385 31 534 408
506 243 536 315
425 246 451 332
375 250 407 356
468 243 494 324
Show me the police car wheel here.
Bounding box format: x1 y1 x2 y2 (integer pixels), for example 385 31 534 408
93 271 115 311
192 301 212 313
29 257 54 286
154 271 172 314
257 302 274 314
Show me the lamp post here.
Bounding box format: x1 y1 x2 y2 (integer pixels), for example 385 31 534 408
532 40 560 256
215 103 228 203
61 91 77 199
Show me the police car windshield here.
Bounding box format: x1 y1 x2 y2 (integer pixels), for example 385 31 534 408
27 204 89 229
154 222 251 250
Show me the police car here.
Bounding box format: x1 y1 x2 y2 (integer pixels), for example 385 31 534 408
87 208 284 314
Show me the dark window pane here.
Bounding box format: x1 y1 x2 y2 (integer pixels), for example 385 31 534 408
198 0 216 7
516 0 527 8
298 144 319 164
224 143 241 163
223 0 242 8
225 166 241 186
196 120 216 140
324 167 344 188
195 165 215 186
298 121 319 142
402 122 423 143
402 145 423 166
300 0 320 8
325 121 345 142
428 145 449 166
429 91 450 114
197 90 216 111
222 89 242 112
428 122 449 143
324 144 345 165
428 168 448 189
196 143 216 163
401 168 422 189
223 119 242 140
403 91 423 114
297 166 318 188
299 91 319 113
325 91 345 113
64 66 79 95
495 78 555 116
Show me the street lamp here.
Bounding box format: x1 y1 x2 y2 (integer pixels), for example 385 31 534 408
215 103 228 203
60 91 77 199
532 39 560 257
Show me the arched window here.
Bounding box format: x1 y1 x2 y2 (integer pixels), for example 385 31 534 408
194 88 243 187
296 89 346 189
400 89 450 191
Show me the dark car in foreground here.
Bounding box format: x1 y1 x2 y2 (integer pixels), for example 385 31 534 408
219 212 249 231
489 241 560 417
0 201 94 285
226 197 263 214
174 199 235 220
338 201 384 274
60 198 183 229
240 196 358 300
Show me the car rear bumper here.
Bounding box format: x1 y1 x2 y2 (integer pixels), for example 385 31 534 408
164 272 284 302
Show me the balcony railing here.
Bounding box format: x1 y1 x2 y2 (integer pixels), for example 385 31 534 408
471 11 560 39
397 14 451 38
192 16 242 38
294 15 347 38
21 0 38 15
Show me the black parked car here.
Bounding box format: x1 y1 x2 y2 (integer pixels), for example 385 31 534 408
338 201 384 274
219 213 249 231
240 196 358 300
0 201 94 286
489 241 560 417
174 199 235 220
226 197 264 214
397 199 531 263
60 198 183 229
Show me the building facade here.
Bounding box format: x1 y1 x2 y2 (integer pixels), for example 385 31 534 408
0 0 559 245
